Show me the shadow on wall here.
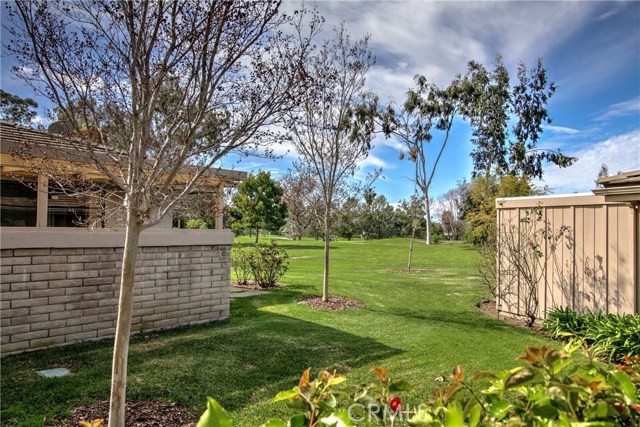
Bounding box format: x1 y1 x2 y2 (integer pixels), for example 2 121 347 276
551 231 629 315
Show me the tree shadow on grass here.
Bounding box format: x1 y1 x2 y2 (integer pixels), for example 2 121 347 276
1 289 400 425
364 305 540 336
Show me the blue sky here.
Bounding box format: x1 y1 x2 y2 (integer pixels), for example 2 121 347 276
2 1 639 204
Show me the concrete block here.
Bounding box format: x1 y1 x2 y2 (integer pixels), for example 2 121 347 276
67 255 100 263
84 248 116 255
83 262 116 270
84 277 115 286
50 263 84 272
67 270 99 279
2 341 30 353
178 301 200 311
67 315 98 326
12 297 48 308
11 330 48 342
3 290 30 301
3 273 31 283
49 294 82 305
2 257 32 266
31 303 66 315
1 308 29 319
65 285 98 295
31 319 66 331
31 288 65 298
15 248 50 256
49 324 82 337
99 269 121 277
51 248 84 255
31 272 67 281
31 255 67 265
65 331 97 342
31 336 66 348
65 300 98 311
97 328 116 337
4 324 31 335
12 313 48 326
50 309 82 321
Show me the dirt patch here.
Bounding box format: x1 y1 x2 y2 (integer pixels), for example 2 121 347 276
298 295 365 311
386 269 431 273
231 282 285 291
47 401 197 427
476 300 542 330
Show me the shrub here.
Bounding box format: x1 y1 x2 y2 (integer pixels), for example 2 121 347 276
231 244 252 286
198 344 640 427
231 241 289 288
543 307 640 362
247 241 289 288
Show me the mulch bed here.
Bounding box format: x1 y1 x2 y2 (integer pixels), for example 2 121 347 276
231 281 284 290
298 295 365 310
386 269 431 273
47 401 197 427
476 299 542 330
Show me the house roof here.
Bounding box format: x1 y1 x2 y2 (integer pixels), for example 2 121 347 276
0 122 247 185
592 169 640 203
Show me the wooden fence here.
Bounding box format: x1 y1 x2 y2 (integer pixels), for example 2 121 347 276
496 194 638 319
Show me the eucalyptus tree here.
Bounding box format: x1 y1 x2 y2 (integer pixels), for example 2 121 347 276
5 1 320 425
286 24 376 302
465 56 575 178
0 89 38 126
381 75 465 244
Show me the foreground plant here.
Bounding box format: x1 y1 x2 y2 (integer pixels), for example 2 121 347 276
543 307 640 362
198 344 640 427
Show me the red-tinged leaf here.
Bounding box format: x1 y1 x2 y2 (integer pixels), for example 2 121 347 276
589 381 602 391
630 403 640 412
299 368 310 390
443 381 462 401
373 367 389 381
504 368 536 389
451 365 464 382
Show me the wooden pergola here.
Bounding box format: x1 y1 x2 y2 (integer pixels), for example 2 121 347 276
0 122 246 229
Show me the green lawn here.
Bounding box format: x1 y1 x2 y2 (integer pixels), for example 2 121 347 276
1 237 554 426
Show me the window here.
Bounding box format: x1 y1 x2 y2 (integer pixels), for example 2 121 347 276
0 180 37 226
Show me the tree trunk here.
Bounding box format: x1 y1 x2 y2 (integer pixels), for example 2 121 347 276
322 213 330 302
408 226 416 271
108 215 142 427
255 227 259 244
424 192 432 245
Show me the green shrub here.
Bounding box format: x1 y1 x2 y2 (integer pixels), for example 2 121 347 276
231 244 252 286
198 344 640 427
543 307 640 362
231 241 289 288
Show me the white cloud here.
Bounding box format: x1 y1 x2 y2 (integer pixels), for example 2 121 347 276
545 125 580 135
595 96 640 121
536 130 640 193
298 1 600 103
357 152 390 170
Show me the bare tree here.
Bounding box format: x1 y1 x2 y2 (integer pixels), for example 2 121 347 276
280 163 322 240
5 1 319 425
286 24 376 302
381 75 464 244
497 206 567 327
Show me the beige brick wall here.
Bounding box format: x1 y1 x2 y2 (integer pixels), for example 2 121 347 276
1 245 231 355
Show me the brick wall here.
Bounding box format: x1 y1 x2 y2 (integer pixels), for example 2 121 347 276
1 245 230 355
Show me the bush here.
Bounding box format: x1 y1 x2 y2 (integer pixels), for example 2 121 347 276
198 344 640 427
231 244 252 286
543 307 640 362
231 241 289 288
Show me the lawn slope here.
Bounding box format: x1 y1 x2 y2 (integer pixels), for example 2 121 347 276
1 237 552 426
